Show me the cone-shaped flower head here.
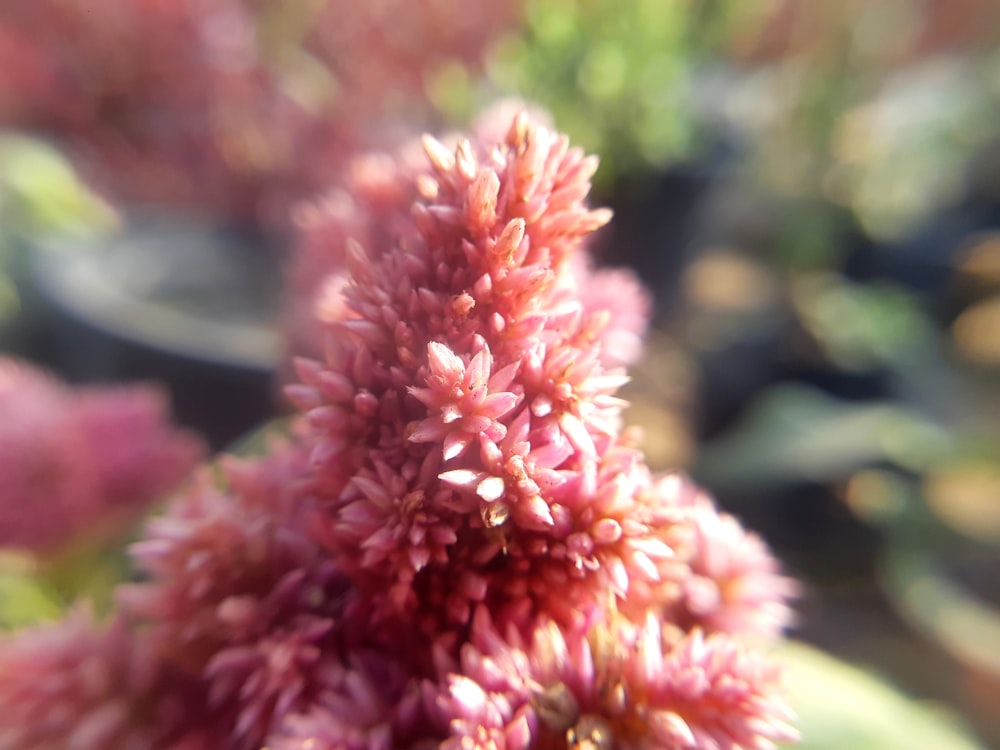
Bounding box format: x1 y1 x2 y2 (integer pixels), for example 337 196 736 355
289 111 683 637
289 109 794 654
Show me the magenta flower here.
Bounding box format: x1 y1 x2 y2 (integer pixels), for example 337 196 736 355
73 384 205 523
0 358 203 554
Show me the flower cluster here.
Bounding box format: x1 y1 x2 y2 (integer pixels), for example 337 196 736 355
0 110 797 749
286 108 797 746
0 358 203 553
0 0 519 224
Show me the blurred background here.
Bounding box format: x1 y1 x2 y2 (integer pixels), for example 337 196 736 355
1 1 999 747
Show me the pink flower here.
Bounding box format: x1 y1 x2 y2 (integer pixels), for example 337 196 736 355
669 495 798 641
265 651 433 750
1 107 799 749
436 608 798 750
0 360 100 552
0 358 203 553
73 384 205 521
575 264 653 368
409 342 521 462
289 111 795 652
0 606 217 750
622 475 799 642
119 446 353 748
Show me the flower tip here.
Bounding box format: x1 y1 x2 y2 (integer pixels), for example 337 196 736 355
422 134 455 174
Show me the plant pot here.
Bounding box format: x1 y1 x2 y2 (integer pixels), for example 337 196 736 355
31 212 283 448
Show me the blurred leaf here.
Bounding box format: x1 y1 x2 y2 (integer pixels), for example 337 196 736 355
882 543 1000 678
36 540 129 616
484 0 745 186
782 640 985 749
0 552 62 629
792 275 935 371
0 272 17 321
0 133 118 235
697 384 955 490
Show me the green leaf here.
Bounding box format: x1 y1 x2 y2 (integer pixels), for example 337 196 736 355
697 384 955 490
781 641 985 749
0 133 118 234
0 553 62 629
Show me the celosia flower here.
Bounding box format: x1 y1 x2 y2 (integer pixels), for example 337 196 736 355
285 108 796 747
409 342 521 462
291 111 794 653
0 360 99 552
436 608 799 750
574 263 652 368
265 651 430 750
621 475 798 643
119 446 353 749
0 108 798 749
666 490 798 641
0 606 218 750
73 384 205 522
0 358 202 553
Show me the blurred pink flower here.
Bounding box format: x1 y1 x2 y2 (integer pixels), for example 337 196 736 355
0 359 203 554
666 483 799 641
74 385 205 519
575 264 653 368
0 606 218 750
0 0 521 223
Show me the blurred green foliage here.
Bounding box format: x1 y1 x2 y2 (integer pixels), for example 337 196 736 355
432 0 760 188
783 640 985 750
0 134 118 322
0 553 61 630
0 135 117 236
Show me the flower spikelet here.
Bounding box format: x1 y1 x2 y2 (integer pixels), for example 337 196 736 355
291 111 660 624
437 608 799 750
623 475 798 642
266 651 430 750
119 445 352 749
